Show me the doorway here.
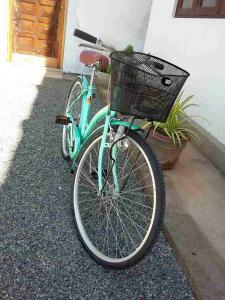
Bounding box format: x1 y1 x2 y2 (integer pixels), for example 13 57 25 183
12 0 66 68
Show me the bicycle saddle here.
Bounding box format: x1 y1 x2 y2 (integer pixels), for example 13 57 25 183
80 50 109 71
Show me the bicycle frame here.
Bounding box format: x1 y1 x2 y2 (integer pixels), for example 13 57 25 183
66 66 140 192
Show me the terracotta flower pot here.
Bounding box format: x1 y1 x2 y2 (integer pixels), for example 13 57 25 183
148 129 189 170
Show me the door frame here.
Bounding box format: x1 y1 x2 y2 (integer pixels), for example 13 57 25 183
8 0 68 69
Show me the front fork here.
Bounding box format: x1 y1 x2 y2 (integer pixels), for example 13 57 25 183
98 115 125 193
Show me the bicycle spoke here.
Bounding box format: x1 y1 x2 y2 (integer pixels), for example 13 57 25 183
118 143 134 178
112 202 135 252
122 172 152 191
122 190 153 199
119 200 143 241
79 183 96 190
118 196 151 220
81 202 100 213
79 168 98 190
79 191 97 195
115 197 119 258
118 146 143 180
120 190 153 200
119 161 147 184
114 205 147 233
79 197 99 203
107 207 123 258
95 203 112 240
100 202 110 254
118 194 153 209
121 184 153 194
81 206 100 228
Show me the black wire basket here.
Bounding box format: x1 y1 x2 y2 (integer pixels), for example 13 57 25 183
110 52 190 122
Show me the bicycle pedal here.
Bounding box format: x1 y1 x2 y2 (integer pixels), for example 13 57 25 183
55 115 71 125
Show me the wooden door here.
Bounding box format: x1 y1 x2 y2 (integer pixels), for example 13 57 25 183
13 0 65 67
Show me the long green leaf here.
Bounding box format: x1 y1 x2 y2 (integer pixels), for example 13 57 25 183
176 130 189 141
189 115 210 124
174 131 182 147
180 95 194 109
164 128 172 138
182 103 199 111
153 122 161 134
171 132 176 145
179 128 200 143
140 120 150 129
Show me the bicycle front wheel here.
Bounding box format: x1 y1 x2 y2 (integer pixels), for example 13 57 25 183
72 127 165 269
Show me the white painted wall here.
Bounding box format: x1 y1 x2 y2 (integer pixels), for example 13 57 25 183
144 0 225 145
63 0 152 74
0 0 9 62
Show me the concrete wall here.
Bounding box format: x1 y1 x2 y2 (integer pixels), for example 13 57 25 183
0 0 9 62
144 0 225 145
63 0 152 74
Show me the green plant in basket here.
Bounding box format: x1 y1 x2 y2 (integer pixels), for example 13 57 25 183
123 44 134 53
106 44 134 74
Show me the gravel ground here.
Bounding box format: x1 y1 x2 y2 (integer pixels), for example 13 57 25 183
0 65 195 300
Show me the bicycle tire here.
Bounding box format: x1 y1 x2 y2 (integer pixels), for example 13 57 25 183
72 126 165 269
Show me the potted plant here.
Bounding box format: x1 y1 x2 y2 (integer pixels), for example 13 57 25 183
141 92 202 170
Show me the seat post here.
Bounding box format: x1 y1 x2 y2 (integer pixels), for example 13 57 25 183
89 65 96 87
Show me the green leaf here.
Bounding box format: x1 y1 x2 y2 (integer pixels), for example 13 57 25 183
180 95 194 109
174 131 182 147
181 103 199 111
152 92 206 145
189 115 210 125
179 128 200 143
176 130 189 141
171 132 176 145
140 121 150 129
164 128 172 138
123 44 134 53
153 122 164 134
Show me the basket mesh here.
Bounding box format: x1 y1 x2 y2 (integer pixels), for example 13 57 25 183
110 52 190 122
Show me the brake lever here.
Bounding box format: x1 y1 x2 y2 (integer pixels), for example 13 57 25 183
78 43 105 51
98 39 115 52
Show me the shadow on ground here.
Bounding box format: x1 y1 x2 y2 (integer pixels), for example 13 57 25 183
0 75 194 300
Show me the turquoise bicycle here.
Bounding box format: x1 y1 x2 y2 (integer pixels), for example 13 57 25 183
56 29 189 269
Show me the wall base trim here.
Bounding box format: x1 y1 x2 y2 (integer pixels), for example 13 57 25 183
189 118 225 175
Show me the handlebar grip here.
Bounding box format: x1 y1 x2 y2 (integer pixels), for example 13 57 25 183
74 29 97 44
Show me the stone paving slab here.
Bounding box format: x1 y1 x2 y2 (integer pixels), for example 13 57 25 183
163 143 225 300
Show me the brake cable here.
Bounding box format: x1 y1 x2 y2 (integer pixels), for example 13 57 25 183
100 117 135 195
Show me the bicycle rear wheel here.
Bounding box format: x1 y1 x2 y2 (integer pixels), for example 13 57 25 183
62 77 82 159
72 127 165 269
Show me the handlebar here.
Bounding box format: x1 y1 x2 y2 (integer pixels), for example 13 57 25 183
74 28 115 51
74 29 171 86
